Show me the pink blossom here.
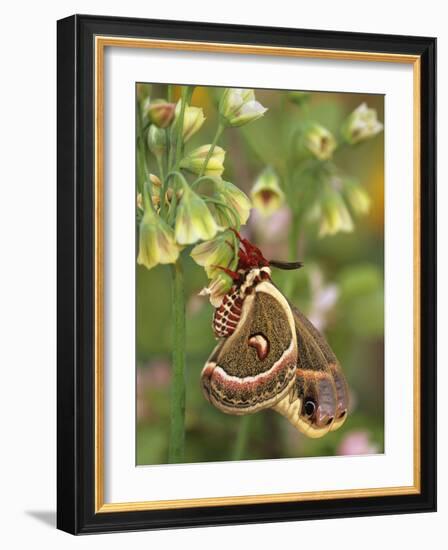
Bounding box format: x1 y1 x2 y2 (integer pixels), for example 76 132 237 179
338 430 380 456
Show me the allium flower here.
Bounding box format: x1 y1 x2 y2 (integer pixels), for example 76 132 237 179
191 230 236 278
341 103 383 145
175 101 205 142
174 183 220 245
319 188 354 237
180 145 225 177
250 167 285 217
137 192 180 270
147 125 167 158
145 99 176 129
343 180 371 215
199 272 233 307
215 179 252 226
303 123 337 161
219 88 267 127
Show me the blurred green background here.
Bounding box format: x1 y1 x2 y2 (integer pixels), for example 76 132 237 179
136 85 384 465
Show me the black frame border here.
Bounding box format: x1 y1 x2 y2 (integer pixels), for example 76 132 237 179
57 14 436 534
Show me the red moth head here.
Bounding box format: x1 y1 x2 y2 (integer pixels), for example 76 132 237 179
232 229 270 271
231 229 303 272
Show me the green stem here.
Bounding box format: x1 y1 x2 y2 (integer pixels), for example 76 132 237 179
157 156 168 218
199 123 224 177
191 175 220 190
202 197 240 228
232 416 252 461
136 104 148 194
173 88 188 169
169 259 186 464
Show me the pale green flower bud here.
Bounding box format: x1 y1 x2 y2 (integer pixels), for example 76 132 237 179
137 189 180 270
288 91 311 106
219 88 267 127
343 180 371 215
174 183 220 245
319 188 354 237
147 125 167 158
215 180 252 226
175 101 205 142
191 230 236 279
303 123 337 161
341 103 383 145
180 145 225 177
145 99 176 129
250 167 284 217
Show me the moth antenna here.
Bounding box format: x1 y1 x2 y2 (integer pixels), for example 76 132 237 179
269 260 303 270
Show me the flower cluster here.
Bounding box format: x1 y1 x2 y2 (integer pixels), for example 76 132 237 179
136 86 268 295
247 99 383 239
137 87 383 288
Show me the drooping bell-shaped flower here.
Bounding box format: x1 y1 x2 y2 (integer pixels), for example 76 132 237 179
303 123 337 161
180 145 225 177
175 101 205 142
319 187 354 237
343 180 371 215
190 230 236 279
219 88 267 127
174 182 220 245
214 179 252 226
199 272 234 307
137 185 180 270
341 103 383 145
250 167 284 217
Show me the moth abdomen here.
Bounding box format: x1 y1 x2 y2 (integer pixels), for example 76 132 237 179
213 287 244 338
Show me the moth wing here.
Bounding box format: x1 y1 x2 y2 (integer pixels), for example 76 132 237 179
273 303 349 438
201 281 298 415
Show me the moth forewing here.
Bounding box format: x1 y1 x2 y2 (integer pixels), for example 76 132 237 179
200 281 298 415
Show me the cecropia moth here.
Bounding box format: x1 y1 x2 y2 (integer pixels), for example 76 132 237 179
200 231 349 439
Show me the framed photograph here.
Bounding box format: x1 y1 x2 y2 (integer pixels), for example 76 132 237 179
57 14 436 534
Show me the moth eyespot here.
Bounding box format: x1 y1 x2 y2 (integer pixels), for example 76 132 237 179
304 399 316 417
326 416 334 426
248 333 270 361
339 410 347 419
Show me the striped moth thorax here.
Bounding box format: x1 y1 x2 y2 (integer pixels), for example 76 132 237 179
200 231 349 439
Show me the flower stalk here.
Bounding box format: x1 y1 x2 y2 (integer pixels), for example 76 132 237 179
198 123 224 177
169 259 186 463
167 87 191 463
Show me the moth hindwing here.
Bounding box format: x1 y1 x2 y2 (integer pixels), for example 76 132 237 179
201 280 298 415
273 302 349 438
